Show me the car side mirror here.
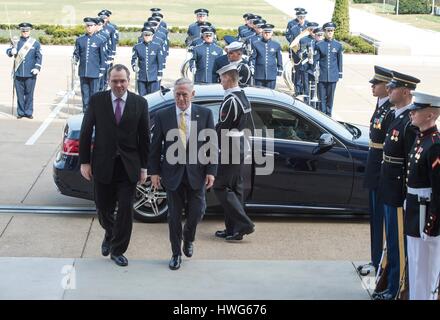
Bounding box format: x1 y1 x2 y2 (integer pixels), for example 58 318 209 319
312 133 336 155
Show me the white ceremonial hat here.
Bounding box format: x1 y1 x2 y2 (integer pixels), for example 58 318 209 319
410 91 440 110
217 62 239 75
225 41 243 52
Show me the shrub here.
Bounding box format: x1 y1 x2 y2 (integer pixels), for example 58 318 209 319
332 0 350 39
397 0 430 14
352 0 374 3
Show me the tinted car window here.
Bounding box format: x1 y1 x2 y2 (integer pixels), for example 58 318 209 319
253 103 323 143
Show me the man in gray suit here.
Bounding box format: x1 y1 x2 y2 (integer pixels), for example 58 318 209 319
149 78 217 270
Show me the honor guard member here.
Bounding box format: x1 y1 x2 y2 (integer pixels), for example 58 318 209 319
6 22 42 119
358 66 395 277
374 71 420 300
238 13 254 40
286 9 308 95
244 19 265 51
190 27 223 84
131 26 164 96
72 18 106 112
405 91 440 300
99 10 118 61
187 22 213 47
298 22 319 104
147 17 169 61
95 17 111 90
187 9 211 44
250 24 283 89
150 8 168 30
285 7 306 35
314 22 343 116
212 41 251 86
214 62 255 241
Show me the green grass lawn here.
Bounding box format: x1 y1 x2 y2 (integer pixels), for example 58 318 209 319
351 3 440 32
1 0 290 30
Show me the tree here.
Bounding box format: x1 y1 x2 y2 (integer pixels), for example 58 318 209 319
332 0 350 39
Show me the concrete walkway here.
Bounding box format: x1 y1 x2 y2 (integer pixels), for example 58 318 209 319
266 0 440 56
0 257 371 300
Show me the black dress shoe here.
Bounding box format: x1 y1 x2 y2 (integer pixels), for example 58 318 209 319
111 254 128 267
169 255 181 270
215 230 228 238
101 239 111 257
27 115 33 119
225 226 254 241
183 241 193 258
17 115 23 119
372 289 393 300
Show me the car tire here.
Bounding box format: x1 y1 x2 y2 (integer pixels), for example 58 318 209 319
133 177 168 223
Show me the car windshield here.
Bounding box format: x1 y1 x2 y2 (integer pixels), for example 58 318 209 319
292 100 355 141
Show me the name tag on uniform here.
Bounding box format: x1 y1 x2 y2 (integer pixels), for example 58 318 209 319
332 48 338 53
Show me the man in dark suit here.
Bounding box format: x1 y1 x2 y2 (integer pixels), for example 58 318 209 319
149 78 217 270
79 64 150 267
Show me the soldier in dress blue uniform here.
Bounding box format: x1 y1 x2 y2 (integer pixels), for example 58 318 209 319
147 17 169 60
131 26 164 96
95 17 111 91
6 22 42 119
374 71 420 300
187 22 213 47
244 19 265 53
98 10 118 60
249 24 283 90
72 18 106 112
357 66 395 278
190 27 224 84
212 42 251 86
285 7 306 36
187 9 212 44
314 22 343 116
150 8 168 30
298 22 319 104
286 9 308 95
238 13 255 40
405 91 440 300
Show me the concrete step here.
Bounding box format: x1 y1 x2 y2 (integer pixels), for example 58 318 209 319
0 257 371 300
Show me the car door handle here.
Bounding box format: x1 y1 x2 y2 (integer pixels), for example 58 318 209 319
262 151 279 157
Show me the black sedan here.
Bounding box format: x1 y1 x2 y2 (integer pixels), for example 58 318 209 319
53 84 370 222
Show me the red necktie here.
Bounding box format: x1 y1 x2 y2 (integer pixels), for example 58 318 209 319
115 98 122 124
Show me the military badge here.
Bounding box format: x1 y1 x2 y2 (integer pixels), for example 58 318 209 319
211 51 218 56
390 129 399 142
150 51 156 55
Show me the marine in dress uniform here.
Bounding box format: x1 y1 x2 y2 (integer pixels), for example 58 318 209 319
190 27 224 84
314 22 343 116
285 9 308 95
405 92 440 300
131 26 164 96
187 9 212 45
374 71 420 300
249 24 283 90
72 18 106 112
358 66 395 277
212 41 251 86
298 22 319 104
6 22 42 119
214 63 255 241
